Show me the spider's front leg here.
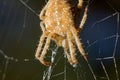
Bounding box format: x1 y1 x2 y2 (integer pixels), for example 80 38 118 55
35 32 52 66
62 39 73 65
35 32 46 60
70 27 87 61
39 33 52 66
67 30 78 64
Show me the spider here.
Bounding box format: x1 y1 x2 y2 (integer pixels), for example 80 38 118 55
35 0 89 66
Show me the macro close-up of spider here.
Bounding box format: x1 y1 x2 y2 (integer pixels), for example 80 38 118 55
0 0 120 79
35 0 89 66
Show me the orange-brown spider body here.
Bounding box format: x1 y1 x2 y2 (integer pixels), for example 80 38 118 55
35 0 88 66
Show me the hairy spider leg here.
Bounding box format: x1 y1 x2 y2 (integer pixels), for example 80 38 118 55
70 27 87 61
78 0 83 9
35 32 46 59
62 39 73 64
39 33 52 66
40 21 46 32
39 0 50 20
79 6 88 29
67 30 78 64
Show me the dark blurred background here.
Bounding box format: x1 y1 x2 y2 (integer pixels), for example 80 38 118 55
0 0 120 80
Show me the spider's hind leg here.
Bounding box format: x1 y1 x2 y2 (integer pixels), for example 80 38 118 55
78 6 88 29
78 0 90 30
78 0 83 9
39 0 50 20
40 21 46 32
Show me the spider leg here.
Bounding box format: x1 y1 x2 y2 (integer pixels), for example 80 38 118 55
35 32 46 59
39 0 50 20
78 0 83 9
62 39 73 65
39 33 52 66
67 30 78 64
70 27 87 61
40 21 46 32
79 6 88 29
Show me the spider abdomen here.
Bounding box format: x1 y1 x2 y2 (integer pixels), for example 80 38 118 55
45 0 74 36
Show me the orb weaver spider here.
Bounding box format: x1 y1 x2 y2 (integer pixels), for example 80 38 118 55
35 0 89 66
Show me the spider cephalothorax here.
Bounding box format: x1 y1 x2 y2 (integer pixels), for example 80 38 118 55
35 0 88 66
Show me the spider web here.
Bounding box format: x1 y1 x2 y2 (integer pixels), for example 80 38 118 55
0 0 120 80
